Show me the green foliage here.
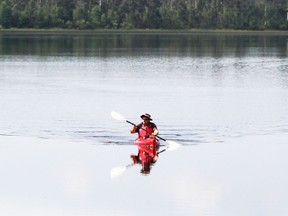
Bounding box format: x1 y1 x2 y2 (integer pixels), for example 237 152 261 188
0 0 287 30
91 5 101 27
0 1 12 28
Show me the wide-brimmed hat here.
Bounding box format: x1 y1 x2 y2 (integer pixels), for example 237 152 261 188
141 113 152 121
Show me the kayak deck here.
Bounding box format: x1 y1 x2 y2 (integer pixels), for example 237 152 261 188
134 137 160 146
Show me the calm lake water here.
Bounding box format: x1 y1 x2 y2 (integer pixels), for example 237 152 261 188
0 31 288 216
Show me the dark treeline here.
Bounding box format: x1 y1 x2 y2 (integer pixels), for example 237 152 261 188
0 0 288 30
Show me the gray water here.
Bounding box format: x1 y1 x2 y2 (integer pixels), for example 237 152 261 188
1 31 288 216
1 32 288 144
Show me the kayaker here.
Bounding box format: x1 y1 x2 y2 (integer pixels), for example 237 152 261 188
130 113 159 139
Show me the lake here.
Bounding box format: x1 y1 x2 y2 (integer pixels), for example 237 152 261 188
0 31 288 216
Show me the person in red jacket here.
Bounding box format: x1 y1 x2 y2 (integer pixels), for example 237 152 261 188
130 113 159 139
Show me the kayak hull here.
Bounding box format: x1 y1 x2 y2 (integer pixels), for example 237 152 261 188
134 137 160 146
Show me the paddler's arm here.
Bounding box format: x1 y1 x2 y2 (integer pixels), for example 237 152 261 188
151 127 159 136
130 124 139 134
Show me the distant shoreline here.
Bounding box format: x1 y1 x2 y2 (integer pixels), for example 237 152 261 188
1 28 288 35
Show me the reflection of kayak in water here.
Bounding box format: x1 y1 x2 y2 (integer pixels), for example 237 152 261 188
134 137 160 146
131 138 160 175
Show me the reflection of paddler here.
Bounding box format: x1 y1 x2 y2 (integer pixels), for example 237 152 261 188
131 142 159 175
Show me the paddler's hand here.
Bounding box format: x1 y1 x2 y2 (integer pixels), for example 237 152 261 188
149 134 155 138
153 155 158 162
131 125 137 133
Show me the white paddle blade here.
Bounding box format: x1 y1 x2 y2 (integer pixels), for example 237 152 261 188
110 166 127 178
111 111 126 121
166 140 180 151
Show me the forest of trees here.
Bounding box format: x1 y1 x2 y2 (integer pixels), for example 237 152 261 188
0 0 288 30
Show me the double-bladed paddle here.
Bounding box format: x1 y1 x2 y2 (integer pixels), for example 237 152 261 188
111 111 180 151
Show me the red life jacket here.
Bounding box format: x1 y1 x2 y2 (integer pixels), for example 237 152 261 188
138 123 155 138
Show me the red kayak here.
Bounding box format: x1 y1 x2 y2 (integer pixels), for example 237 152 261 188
134 137 160 146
